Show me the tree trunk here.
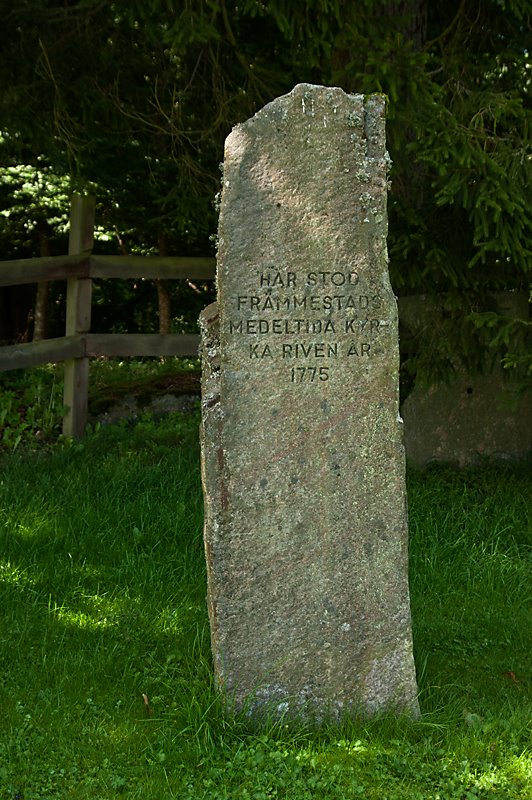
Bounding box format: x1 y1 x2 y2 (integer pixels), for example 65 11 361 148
378 0 428 49
33 231 51 341
156 234 172 336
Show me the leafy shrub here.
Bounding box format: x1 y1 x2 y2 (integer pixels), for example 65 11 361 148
0 366 63 451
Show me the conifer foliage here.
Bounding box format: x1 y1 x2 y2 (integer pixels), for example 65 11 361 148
0 1 530 379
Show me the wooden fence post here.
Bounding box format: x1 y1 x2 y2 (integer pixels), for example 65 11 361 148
62 195 95 438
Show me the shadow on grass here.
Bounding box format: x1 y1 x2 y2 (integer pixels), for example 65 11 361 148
0 417 223 785
0 421 530 798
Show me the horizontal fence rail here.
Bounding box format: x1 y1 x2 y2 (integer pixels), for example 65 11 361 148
0 334 202 371
0 254 216 286
0 254 89 286
0 335 85 371
0 194 216 438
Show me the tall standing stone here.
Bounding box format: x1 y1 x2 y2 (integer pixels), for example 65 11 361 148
200 84 419 721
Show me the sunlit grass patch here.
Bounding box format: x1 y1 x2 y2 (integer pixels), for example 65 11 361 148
0 416 530 798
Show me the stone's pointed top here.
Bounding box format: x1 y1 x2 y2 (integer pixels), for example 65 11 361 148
234 84 384 134
201 84 419 723
286 82 365 101
269 82 375 108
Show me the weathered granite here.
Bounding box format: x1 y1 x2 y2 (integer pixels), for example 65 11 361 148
402 369 531 467
200 84 419 721
399 292 531 467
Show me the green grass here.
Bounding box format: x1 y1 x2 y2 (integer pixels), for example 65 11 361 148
0 414 530 799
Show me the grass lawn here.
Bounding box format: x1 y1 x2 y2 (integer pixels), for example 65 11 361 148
0 411 530 799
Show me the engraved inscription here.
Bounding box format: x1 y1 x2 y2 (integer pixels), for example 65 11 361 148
282 343 338 359
235 294 381 312
259 269 359 288
290 366 330 382
227 268 390 380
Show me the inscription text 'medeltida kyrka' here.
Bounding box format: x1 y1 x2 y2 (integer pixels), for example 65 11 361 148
228 268 389 382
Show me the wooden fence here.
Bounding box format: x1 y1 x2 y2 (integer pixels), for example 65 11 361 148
0 195 215 438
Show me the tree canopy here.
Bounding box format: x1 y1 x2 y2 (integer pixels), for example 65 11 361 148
1 0 530 380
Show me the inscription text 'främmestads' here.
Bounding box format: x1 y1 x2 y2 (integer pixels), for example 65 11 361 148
200 83 419 722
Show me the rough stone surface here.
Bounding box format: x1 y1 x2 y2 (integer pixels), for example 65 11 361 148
399 293 531 467
200 84 419 721
402 371 531 467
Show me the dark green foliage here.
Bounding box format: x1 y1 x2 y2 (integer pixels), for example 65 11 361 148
0 1 530 378
0 366 64 450
0 358 201 452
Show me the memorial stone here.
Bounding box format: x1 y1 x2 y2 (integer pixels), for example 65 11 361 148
200 83 419 721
